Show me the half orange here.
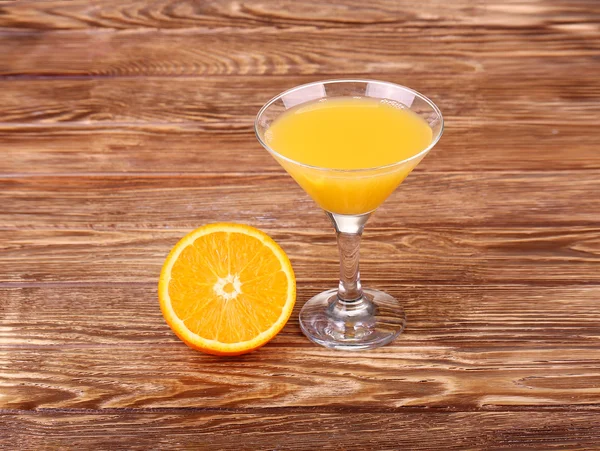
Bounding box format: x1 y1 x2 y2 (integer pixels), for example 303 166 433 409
158 223 296 355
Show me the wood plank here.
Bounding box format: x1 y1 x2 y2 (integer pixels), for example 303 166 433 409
0 16 597 77
0 76 470 124
2 285 600 347
2 121 599 173
1 69 595 172
1 341 599 410
1 58 597 124
1 0 598 33
0 27 482 77
0 55 596 127
481 58 599 124
0 125 280 174
1 226 600 285
0 0 480 30
1 173 599 229
2 412 600 450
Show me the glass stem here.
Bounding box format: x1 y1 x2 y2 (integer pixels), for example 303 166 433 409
326 212 371 302
336 231 363 301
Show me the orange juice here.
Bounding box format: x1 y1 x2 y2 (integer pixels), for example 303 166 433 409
265 97 433 215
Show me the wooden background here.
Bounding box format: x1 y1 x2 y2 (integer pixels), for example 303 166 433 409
1 0 599 449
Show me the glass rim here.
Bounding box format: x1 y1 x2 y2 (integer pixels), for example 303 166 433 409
254 78 444 173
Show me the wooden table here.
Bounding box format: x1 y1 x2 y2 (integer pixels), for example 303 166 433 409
1 0 599 449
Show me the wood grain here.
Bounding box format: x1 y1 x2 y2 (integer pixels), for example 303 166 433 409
1 227 600 284
2 122 600 174
0 0 482 30
1 0 598 32
2 285 600 347
1 342 600 410
2 0 600 447
2 412 600 450
0 76 472 124
1 1 598 77
1 173 599 229
2 59 598 126
0 28 482 77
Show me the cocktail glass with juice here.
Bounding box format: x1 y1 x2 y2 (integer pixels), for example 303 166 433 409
255 80 443 350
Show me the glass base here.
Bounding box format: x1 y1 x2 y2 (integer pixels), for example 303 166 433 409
298 288 406 351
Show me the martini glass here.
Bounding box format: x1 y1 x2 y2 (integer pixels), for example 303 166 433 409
255 80 443 351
